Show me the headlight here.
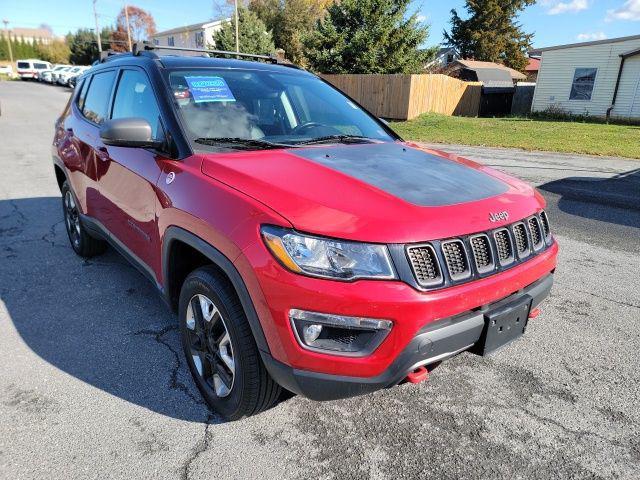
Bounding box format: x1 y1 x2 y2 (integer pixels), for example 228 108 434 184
261 225 396 280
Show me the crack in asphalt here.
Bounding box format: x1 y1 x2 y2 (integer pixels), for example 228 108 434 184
41 220 64 247
565 286 640 310
131 325 205 407
181 413 216 480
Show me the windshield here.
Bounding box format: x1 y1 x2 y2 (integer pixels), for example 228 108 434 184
167 68 395 150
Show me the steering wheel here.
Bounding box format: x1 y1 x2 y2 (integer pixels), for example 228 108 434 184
290 122 326 135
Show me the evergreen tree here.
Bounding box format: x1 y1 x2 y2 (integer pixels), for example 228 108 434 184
303 0 435 74
213 7 275 55
249 0 331 65
65 28 115 64
444 0 535 72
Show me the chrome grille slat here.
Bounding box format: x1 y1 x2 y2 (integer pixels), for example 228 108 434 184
512 222 530 258
493 228 515 266
406 244 442 286
528 216 544 250
470 234 495 273
441 240 471 281
539 210 551 240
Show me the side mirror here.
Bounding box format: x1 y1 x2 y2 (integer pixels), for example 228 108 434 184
100 118 162 148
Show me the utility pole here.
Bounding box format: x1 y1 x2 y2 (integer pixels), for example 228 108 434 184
92 0 102 53
234 0 239 53
2 19 13 65
124 4 132 52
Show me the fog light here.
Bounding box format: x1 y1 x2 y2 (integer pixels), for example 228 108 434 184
303 324 323 343
289 309 392 357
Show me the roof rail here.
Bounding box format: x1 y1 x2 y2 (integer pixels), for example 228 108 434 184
132 41 299 66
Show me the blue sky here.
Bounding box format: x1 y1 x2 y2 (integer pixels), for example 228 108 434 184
2 0 639 49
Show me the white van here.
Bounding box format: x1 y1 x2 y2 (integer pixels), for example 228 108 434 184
16 59 52 80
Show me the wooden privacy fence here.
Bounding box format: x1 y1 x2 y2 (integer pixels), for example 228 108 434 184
321 74 482 120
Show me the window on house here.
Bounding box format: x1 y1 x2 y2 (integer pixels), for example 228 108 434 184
195 31 204 48
446 54 454 64
569 68 597 100
153 38 159 45
168 36 175 47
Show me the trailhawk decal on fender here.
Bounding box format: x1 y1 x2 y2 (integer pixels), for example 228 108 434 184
291 143 509 207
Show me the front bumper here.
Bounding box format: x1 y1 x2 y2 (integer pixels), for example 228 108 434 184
262 273 553 400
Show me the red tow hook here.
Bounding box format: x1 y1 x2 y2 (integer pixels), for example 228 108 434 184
406 365 429 384
529 307 541 319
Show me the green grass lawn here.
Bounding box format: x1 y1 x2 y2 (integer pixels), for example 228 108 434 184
391 114 640 159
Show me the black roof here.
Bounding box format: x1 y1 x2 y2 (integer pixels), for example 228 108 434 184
157 55 310 74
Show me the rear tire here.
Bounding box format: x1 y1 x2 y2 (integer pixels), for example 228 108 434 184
179 266 281 420
61 181 107 258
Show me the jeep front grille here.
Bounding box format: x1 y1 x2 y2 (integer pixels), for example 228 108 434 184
406 245 442 286
470 234 494 273
404 212 553 290
441 240 471 280
512 222 530 257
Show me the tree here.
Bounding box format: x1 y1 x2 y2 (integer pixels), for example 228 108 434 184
249 0 331 65
213 7 275 55
36 40 71 64
110 5 156 52
67 28 113 64
304 0 435 74
444 0 535 72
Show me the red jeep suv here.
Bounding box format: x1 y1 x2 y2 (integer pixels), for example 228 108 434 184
52 45 557 420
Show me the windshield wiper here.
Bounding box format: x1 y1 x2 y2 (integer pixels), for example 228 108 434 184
194 137 294 150
295 135 380 146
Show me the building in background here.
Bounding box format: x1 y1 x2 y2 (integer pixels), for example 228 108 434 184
524 57 540 82
151 20 227 50
531 34 640 119
6 27 54 45
425 46 460 69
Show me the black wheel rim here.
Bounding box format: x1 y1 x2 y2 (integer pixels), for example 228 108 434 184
186 294 235 398
64 191 81 248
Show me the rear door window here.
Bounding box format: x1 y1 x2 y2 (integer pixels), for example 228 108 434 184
111 69 163 140
82 70 116 125
34 63 48 69
17 62 30 69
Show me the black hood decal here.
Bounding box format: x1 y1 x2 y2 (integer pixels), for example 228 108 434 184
292 143 508 207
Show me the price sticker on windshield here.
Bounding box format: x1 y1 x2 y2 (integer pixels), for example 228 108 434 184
184 76 236 103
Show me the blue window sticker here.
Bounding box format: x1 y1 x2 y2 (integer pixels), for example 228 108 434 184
184 76 236 103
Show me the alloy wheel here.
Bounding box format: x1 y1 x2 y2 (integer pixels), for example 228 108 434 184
64 190 81 247
186 294 235 398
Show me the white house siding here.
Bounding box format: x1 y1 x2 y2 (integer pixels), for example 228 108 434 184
152 21 226 51
532 37 640 119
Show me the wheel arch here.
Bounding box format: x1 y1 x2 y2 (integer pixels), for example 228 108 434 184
53 163 66 192
162 226 270 354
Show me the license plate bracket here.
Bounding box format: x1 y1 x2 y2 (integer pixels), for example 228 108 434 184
475 296 532 356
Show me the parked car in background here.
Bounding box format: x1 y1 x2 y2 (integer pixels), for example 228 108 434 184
0 64 14 77
39 64 68 83
58 66 89 86
52 65 73 84
16 59 52 80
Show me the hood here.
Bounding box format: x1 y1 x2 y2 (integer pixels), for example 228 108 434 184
200 142 544 243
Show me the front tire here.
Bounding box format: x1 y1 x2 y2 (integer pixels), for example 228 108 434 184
61 181 107 257
179 266 281 420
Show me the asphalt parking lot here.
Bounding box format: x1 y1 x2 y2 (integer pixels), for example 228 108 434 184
1 81 639 480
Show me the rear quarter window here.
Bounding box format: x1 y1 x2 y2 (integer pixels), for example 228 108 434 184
17 62 30 69
81 70 116 125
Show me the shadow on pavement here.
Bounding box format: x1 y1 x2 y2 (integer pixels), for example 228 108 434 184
0 196 222 423
538 168 640 229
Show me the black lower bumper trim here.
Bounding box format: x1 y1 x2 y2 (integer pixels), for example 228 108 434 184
262 273 554 401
